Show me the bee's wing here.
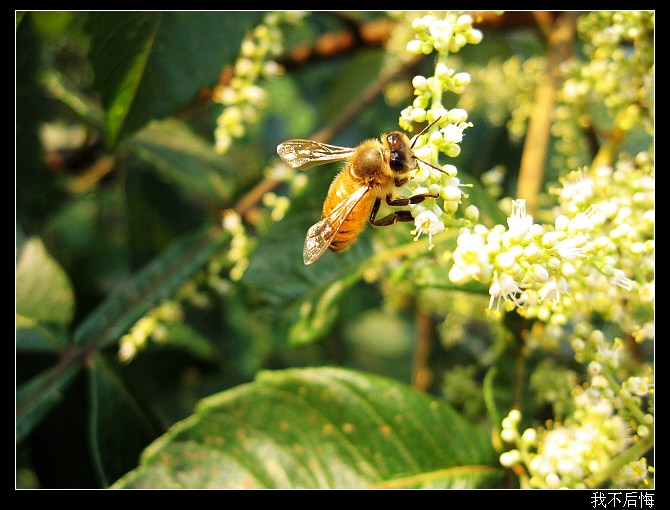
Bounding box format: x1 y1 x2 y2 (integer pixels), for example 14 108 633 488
303 185 370 265
277 140 356 170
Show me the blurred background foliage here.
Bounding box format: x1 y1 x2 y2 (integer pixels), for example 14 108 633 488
15 11 652 489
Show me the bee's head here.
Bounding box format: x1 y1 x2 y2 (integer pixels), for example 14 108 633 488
385 132 415 174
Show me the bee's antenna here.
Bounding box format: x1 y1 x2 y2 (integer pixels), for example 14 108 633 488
410 117 443 149
408 117 450 175
415 157 451 176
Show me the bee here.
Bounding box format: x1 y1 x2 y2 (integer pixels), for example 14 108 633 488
277 120 448 265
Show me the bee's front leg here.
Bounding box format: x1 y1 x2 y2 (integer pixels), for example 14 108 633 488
368 193 438 226
385 193 438 207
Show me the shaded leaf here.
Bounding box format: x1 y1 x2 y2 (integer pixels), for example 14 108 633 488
16 316 66 353
88 355 162 487
16 364 81 442
73 227 228 348
124 118 238 204
16 237 74 338
113 366 503 489
86 11 263 146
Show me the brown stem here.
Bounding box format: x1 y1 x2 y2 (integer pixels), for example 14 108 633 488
516 12 578 215
411 307 433 392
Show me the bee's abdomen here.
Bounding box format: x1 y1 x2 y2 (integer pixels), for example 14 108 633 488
328 216 364 252
323 172 372 252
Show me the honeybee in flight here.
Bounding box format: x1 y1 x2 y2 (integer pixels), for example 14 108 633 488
277 120 448 265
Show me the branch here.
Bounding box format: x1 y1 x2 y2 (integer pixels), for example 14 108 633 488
411 307 433 391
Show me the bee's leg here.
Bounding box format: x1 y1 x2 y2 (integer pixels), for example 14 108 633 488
369 194 438 226
386 193 438 207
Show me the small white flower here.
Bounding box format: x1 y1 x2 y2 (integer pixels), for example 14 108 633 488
507 199 534 236
609 268 634 291
559 169 594 204
530 263 550 283
625 377 650 397
489 271 523 311
441 123 465 144
539 276 570 303
412 210 444 249
570 208 599 231
450 231 491 283
556 236 589 260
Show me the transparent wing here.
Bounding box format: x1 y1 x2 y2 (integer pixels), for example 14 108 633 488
303 185 370 265
277 139 356 170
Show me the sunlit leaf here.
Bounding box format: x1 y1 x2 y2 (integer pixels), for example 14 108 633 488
16 237 74 348
113 366 503 489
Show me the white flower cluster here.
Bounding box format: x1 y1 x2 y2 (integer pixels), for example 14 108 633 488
553 11 654 172
575 11 654 123
118 300 184 363
394 12 486 248
220 209 255 282
447 150 653 324
500 379 652 488
405 13 483 57
213 12 305 154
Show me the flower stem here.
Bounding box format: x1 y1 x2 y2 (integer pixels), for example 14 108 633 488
583 433 653 488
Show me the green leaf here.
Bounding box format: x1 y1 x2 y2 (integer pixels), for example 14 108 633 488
85 12 263 147
16 237 74 350
16 316 67 353
73 227 228 349
86 12 160 147
124 118 238 203
16 364 81 442
89 355 162 487
113 367 503 489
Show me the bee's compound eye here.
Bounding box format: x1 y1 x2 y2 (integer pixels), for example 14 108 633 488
390 159 405 172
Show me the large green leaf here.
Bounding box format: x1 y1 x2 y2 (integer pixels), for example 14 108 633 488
113 367 503 489
88 355 162 487
16 237 74 351
85 11 263 147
